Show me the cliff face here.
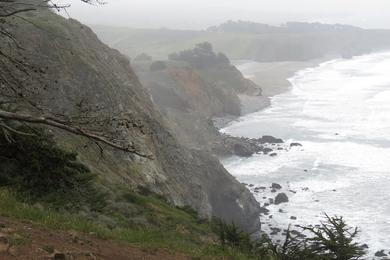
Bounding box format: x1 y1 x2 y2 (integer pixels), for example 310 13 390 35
133 60 261 150
1 10 260 231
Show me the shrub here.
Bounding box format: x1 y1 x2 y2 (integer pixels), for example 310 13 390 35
0 124 106 211
168 42 231 68
150 60 167 71
211 214 367 260
211 218 253 252
271 214 366 260
176 205 198 219
301 214 366 260
134 53 153 61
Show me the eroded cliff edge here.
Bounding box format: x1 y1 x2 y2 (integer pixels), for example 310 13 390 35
132 44 267 157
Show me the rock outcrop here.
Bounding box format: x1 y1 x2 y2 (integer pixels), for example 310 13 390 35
275 193 289 205
132 54 263 152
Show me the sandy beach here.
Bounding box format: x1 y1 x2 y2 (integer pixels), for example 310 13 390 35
232 59 324 116
234 59 324 97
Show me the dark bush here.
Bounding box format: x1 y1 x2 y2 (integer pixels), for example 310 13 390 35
168 42 231 68
301 214 366 260
134 53 153 61
0 125 106 211
211 214 366 260
150 60 167 71
211 218 253 252
176 205 198 219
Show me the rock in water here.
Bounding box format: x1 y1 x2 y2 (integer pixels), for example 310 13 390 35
233 143 253 157
375 250 387 257
257 135 284 144
270 227 281 235
271 183 282 189
262 147 273 154
275 193 289 205
259 207 270 215
290 142 302 147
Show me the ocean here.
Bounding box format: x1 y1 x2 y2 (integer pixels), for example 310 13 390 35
223 52 390 257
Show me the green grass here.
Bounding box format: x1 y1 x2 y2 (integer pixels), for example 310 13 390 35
0 125 253 258
0 189 254 259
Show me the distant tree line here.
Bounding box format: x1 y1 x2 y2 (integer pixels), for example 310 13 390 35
168 42 230 68
207 20 362 34
134 53 153 61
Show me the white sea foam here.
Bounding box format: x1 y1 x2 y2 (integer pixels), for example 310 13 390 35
222 52 390 257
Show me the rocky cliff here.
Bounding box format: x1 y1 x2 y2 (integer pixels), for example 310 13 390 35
0 8 260 232
132 54 262 151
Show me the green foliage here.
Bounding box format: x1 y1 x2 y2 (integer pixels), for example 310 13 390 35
0 125 106 211
176 205 199 219
42 245 55 254
0 189 255 259
301 214 366 260
211 214 366 260
211 218 252 252
169 42 231 68
264 215 366 260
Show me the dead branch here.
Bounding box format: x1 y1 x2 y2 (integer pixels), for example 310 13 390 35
0 121 35 137
0 110 154 159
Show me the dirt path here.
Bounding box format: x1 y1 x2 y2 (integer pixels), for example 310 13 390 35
0 216 190 260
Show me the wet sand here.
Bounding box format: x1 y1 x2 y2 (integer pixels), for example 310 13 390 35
234 59 324 97
216 59 324 127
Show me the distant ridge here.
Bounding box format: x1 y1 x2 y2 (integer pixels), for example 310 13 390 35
207 20 363 34
94 20 390 62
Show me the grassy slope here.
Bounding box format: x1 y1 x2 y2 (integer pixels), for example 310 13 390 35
0 190 254 259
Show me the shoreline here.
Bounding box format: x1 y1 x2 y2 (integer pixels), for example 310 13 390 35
216 59 326 236
214 59 326 129
217 59 327 244
221 53 390 257
234 59 326 97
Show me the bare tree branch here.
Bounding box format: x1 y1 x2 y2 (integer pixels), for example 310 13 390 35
0 7 35 17
0 0 156 160
0 121 35 137
0 110 154 159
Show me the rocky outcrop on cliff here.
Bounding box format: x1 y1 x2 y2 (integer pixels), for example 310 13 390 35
132 52 263 151
1 9 260 231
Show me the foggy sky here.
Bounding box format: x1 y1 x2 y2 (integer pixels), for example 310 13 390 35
60 0 390 30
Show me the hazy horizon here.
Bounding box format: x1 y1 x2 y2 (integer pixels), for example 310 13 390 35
60 0 390 30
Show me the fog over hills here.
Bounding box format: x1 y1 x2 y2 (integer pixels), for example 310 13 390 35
92 20 390 62
63 0 390 30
